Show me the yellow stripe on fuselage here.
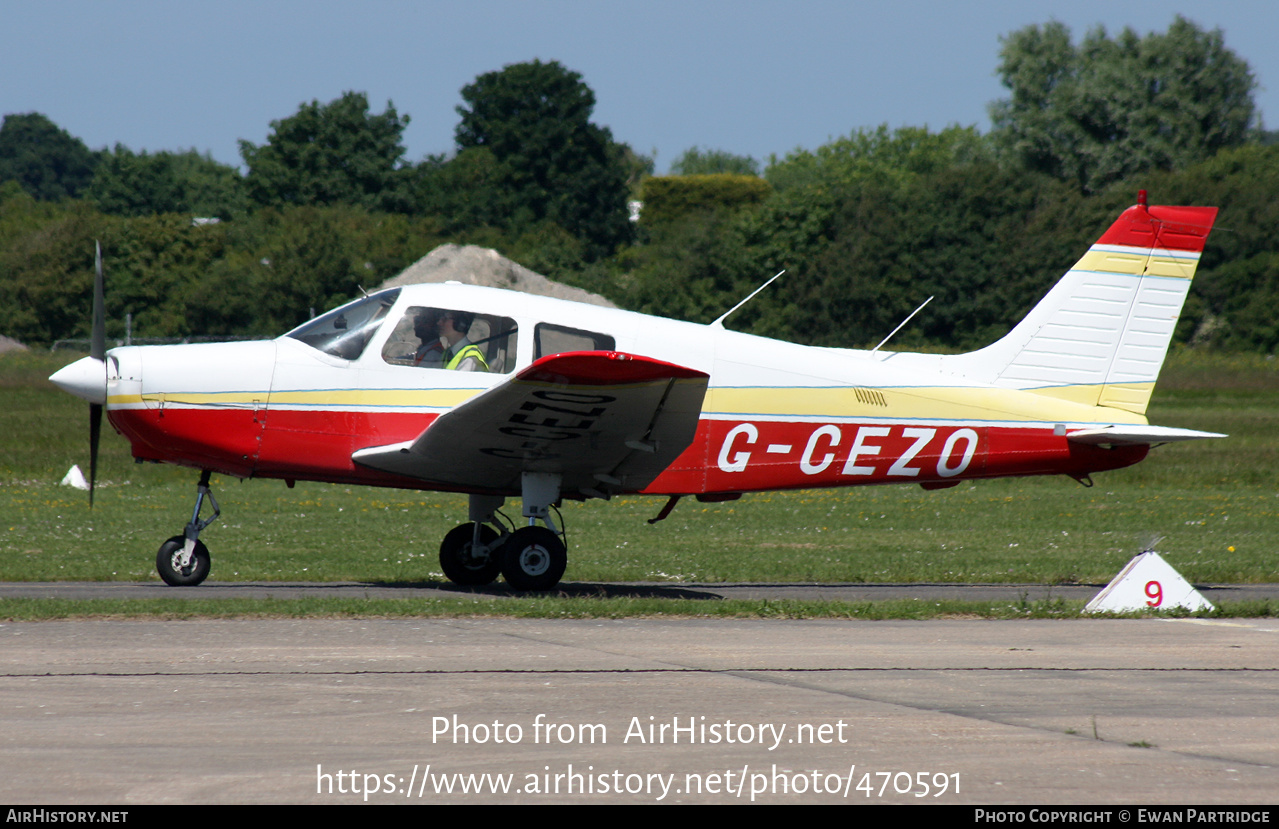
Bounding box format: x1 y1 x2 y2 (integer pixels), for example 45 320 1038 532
107 388 483 409
703 385 1148 425
115 382 690 409
111 384 1148 425
265 388 480 408
1025 382 1155 415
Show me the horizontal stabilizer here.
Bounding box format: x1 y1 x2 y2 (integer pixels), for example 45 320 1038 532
1066 425 1226 446
352 351 709 496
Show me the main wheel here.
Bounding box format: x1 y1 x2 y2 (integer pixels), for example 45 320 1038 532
500 526 566 591
156 535 211 586
439 523 501 586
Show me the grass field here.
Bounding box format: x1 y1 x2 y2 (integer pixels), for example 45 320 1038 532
2 348 1275 616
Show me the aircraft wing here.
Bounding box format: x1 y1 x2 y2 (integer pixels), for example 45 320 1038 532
1066 425 1227 446
352 352 709 496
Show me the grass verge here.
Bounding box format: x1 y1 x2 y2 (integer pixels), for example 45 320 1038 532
0 596 1272 621
3 349 1276 617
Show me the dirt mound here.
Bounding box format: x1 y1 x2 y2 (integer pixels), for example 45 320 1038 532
379 244 616 308
0 335 28 354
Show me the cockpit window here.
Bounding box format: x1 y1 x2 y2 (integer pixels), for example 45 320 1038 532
381 306 519 374
285 289 401 360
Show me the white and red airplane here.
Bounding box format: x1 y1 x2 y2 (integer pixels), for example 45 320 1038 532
50 192 1221 590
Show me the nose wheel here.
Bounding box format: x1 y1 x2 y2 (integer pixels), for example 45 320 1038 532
156 536 211 586
157 470 218 586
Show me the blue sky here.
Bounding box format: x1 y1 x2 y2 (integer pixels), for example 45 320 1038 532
3 0 1276 173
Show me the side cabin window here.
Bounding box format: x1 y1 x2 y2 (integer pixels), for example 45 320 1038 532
534 323 615 359
286 289 400 361
382 306 518 374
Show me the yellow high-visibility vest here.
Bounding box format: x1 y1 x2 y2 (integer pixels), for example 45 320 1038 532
446 343 488 371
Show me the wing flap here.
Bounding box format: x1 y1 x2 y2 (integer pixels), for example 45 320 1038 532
352 352 709 495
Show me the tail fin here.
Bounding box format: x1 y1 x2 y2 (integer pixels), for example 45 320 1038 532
954 193 1217 415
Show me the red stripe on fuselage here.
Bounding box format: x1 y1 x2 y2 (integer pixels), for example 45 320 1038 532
642 420 1146 495
111 407 264 478
111 407 439 487
255 408 439 480
112 406 1146 493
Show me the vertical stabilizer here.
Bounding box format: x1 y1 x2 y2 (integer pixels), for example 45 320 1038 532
955 195 1217 415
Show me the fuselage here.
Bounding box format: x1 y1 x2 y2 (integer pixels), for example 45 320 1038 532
97 282 1148 496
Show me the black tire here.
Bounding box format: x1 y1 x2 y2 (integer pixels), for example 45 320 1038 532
439 523 501 586
500 526 566 591
156 535 211 586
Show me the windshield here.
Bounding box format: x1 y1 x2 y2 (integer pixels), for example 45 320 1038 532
285 289 401 360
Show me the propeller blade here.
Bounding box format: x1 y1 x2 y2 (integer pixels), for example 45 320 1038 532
89 402 102 508
48 241 112 508
89 241 106 507
91 241 106 362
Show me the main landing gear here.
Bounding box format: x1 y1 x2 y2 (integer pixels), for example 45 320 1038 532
156 470 219 586
438 472 568 592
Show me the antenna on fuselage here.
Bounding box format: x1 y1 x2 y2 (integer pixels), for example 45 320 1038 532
710 270 786 329
871 295 934 355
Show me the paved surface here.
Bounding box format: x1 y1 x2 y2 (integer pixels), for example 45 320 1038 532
3 580 1278 603
0 616 1276 804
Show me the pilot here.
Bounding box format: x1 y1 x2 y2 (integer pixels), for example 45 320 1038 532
412 309 445 367
440 311 489 372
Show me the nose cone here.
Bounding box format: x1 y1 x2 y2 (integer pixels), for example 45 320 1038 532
49 356 107 404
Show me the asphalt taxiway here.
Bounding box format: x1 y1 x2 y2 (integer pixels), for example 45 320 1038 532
0 607 1275 804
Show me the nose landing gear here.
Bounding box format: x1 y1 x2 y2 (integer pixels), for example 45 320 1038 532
156 470 219 586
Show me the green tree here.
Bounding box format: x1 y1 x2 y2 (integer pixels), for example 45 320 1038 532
89 145 247 219
803 166 1105 350
100 214 230 337
621 145 656 199
0 113 100 201
638 174 771 230
412 147 512 233
990 17 1257 192
765 124 992 193
623 126 991 338
453 59 633 259
622 204 757 326
670 146 759 176
192 205 447 336
239 91 413 212
0 194 113 345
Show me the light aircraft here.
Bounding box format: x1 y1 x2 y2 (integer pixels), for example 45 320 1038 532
50 192 1222 590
